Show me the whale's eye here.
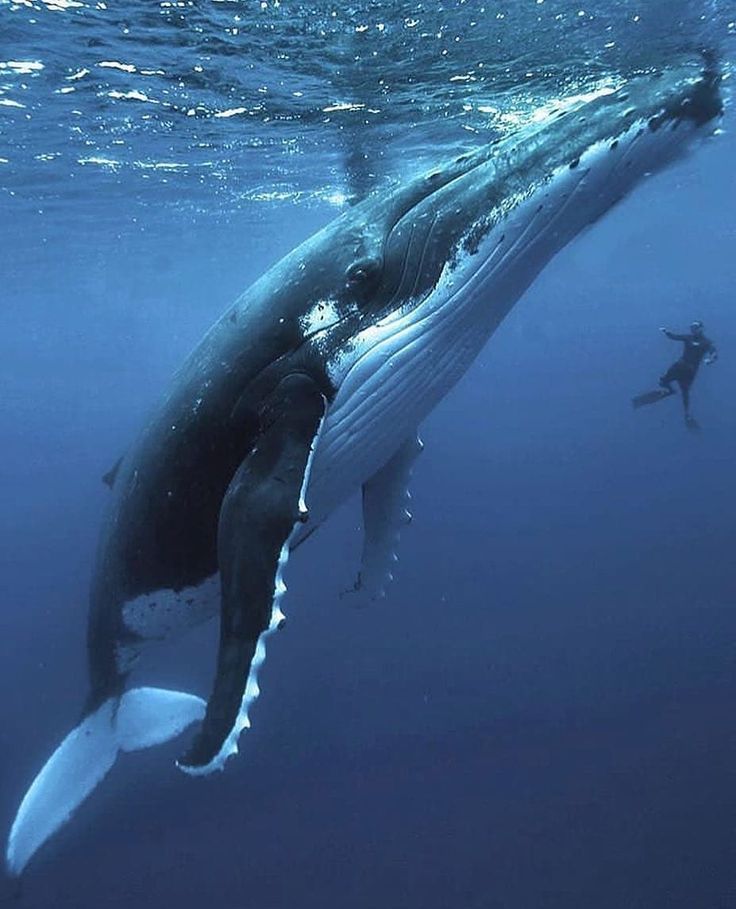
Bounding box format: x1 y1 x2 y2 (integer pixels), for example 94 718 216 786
346 256 383 295
347 265 367 283
346 259 382 285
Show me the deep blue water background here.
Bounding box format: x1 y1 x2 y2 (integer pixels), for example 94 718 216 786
1 1 735 907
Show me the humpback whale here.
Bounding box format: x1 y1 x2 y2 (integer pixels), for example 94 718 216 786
7 54 724 875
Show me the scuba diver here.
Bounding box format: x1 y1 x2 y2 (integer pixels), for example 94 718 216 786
632 321 717 429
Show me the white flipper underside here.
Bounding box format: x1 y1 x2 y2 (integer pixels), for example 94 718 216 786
352 433 423 602
6 687 205 876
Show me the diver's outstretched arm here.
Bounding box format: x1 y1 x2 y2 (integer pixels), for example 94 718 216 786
660 328 688 341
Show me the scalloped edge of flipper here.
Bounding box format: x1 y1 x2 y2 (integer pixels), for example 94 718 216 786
349 432 423 604
177 410 325 777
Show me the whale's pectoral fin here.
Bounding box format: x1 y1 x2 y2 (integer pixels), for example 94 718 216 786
178 373 326 775
347 432 423 603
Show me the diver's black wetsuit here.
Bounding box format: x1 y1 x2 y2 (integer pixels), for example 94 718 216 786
632 325 717 426
659 330 717 414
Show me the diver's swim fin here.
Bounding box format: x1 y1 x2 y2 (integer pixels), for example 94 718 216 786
632 388 674 409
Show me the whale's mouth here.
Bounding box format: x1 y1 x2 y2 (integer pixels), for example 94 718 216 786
312 53 726 365
417 67 715 297
324 53 726 396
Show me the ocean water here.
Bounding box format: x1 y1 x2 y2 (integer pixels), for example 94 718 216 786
1 1 735 907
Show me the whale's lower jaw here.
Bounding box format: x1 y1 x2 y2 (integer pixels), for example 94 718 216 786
304 113 701 520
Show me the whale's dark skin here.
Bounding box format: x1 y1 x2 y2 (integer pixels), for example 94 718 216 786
86 55 723 771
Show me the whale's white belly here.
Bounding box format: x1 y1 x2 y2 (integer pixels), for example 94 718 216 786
305 113 696 524
304 203 559 522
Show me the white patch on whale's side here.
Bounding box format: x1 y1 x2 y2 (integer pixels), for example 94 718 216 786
300 299 341 337
121 575 220 642
116 576 220 670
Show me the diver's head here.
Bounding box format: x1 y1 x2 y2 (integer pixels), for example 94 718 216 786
691 320 704 337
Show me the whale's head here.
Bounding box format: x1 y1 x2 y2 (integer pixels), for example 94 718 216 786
262 52 724 396
368 54 723 290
